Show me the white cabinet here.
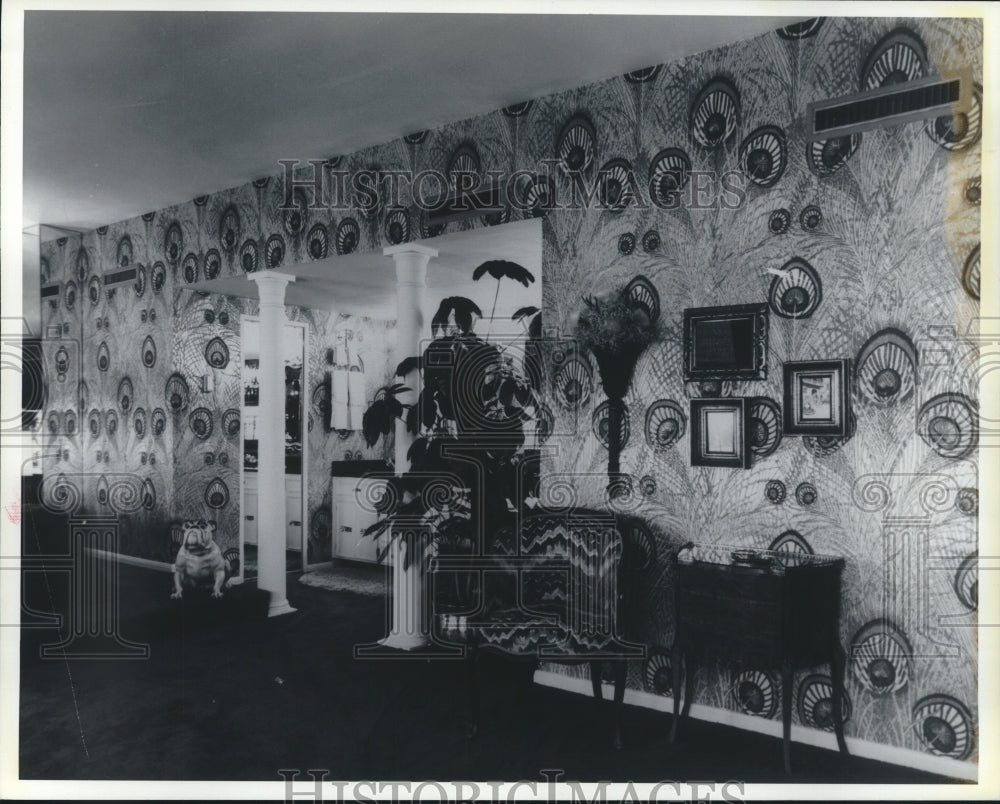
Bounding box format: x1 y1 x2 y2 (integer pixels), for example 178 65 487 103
243 473 303 552
285 475 302 551
332 476 387 563
244 473 259 545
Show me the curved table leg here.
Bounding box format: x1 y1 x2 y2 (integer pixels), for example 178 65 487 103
669 644 683 743
589 660 604 701
682 654 695 720
830 643 850 756
466 643 479 739
781 661 793 774
612 659 627 750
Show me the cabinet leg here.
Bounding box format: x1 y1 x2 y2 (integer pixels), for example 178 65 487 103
781 662 793 774
669 645 683 743
466 644 479 739
589 660 604 701
682 655 696 719
830 644 850 756
612 660 627 751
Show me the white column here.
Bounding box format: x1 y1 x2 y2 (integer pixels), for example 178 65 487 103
250 271 297 617
381 244 437 650
384 244 436 469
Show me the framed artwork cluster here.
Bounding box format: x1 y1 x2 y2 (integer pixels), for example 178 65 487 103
683 303 851 468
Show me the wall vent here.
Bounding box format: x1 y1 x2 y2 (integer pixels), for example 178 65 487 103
40 284 60 298
103 267 138 286
808 71 970 140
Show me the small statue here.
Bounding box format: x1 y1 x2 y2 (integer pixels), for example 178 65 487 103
172 519 228 599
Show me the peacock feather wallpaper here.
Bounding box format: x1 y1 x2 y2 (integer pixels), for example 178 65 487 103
38 16 982 766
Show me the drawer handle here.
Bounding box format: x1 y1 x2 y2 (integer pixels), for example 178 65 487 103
246 515 255 521
340 525 353 533
289 520 301 527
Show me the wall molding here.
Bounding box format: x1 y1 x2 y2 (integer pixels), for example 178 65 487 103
533 669 977 782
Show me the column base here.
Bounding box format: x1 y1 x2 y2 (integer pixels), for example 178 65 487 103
267 598 298 618
379 631 430 651
353 634 463 658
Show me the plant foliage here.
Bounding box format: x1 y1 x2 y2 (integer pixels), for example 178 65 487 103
361 262 541 569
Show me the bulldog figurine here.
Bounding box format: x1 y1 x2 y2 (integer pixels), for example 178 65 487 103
172 519 228 599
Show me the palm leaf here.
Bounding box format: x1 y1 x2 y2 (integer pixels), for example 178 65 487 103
361 400 392 447
528 314 542 340
472 260 536 287
406 399 420 435
452 297 482 334
363 517 392 539
395 356 421 377
406 436 432 469
431 299 453 336
384 394 404 420
420 388 437 430
431 297 483 336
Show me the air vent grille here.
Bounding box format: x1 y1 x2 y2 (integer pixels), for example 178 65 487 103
103 267 138 286
809 72 969 140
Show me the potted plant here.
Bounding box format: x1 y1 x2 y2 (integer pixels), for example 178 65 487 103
574 276 661 492
361 261 543 577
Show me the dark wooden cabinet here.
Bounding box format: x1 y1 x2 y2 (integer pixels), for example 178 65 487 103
669 544 848 773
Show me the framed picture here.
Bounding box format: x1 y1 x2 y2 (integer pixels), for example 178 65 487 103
690 398 750 469
783 359 851 436
684 303 768 381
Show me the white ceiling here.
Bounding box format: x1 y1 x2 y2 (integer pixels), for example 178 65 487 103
22 10 803 234
191 217 543 321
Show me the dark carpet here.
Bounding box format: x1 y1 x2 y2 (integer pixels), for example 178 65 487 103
17 506 964 784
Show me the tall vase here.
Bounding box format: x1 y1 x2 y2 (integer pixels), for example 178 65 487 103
606 394 625 485
580 276 661 499
593 349 639 500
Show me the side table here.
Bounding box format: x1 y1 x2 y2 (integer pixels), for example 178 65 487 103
669 543 849 773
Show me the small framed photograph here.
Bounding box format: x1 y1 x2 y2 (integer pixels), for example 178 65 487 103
690 398 750 469
783 359 851 436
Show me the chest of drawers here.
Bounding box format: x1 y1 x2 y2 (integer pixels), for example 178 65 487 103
669 544 849 773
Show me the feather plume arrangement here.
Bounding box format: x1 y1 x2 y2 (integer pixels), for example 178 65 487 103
575 285 659 357
574 277 660 399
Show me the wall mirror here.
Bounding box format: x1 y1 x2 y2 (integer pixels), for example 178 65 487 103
684 303 768 381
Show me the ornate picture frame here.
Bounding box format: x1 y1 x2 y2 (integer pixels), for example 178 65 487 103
690 398 750 469
683 303 768 381
783 359 851 436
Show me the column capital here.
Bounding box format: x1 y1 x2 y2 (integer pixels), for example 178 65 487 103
250 270 296 304
384 244 437 286
382 243 439 260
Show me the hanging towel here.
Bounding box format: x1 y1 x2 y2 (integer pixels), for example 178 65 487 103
331 337 351 431
331 367 350 430
347 361 366 431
